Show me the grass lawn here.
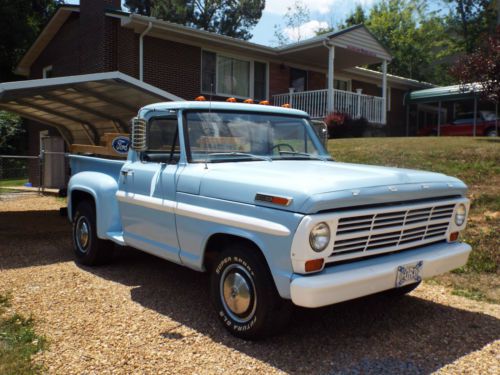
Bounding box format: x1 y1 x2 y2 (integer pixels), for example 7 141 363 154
328 137 500 303
0 178 28 193
0 294 45 375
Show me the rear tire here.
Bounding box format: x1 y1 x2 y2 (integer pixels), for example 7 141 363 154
210 244 292 340
72 201 114 266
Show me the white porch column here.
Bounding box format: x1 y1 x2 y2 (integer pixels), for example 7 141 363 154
382 60 388 124
327 45 335 113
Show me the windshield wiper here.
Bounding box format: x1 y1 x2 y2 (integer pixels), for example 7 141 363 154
274 151 330 161
207 152 272 162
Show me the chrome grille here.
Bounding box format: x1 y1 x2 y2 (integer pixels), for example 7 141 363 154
330 203 455 260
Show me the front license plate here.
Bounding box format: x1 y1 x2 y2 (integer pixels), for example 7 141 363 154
395 261 423 287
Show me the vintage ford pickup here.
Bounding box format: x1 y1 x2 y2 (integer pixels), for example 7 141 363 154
68 101 471 339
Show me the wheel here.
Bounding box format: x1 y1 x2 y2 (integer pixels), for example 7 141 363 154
210 244 292 340
72 200 114 266
383 281 421 298
485 128 498 137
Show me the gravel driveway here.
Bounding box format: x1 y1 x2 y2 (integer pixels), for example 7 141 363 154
0 196 499 374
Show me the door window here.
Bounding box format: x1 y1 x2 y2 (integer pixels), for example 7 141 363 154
144 117 180 163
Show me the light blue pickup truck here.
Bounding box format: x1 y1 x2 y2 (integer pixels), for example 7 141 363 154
68 101 471 339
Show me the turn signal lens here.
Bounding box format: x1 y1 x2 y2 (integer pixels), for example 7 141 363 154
194 96 206 101
226 97 237 102
243 98 254 103
259 100 270 105
281 103 291 108
305 259 324 273
449 232 459 242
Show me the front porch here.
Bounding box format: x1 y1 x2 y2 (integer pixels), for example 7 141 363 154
273 88 385 123
270 25 391 124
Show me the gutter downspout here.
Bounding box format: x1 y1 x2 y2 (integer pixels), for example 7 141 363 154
139 22 153 81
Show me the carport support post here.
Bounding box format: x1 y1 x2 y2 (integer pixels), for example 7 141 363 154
473 96 478 137
437 101 442 136
327 45 335 113
496 101 498 135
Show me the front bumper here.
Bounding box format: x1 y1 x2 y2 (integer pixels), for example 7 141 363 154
290 241 471 308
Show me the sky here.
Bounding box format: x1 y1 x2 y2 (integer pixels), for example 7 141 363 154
249 0 378 45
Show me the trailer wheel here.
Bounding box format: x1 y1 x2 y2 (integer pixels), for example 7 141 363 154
72 201 113 266
210 244 292 340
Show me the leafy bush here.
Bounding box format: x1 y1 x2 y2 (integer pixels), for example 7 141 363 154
324 112 368 138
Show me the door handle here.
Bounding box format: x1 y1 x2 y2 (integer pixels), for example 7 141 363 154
121 169 134 176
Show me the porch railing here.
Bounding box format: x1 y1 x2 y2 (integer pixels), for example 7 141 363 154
272 89 385 124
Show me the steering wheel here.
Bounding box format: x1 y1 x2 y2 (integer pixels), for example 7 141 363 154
271 143 296 154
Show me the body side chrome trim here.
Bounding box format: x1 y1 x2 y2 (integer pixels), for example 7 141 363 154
116 190 291 237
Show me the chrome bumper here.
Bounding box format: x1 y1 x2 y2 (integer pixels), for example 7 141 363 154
290 241 471 308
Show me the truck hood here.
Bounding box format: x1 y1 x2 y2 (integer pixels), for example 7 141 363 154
178 161 467 214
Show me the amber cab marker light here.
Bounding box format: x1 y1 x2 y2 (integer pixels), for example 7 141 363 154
281 103 291 108
259 100 270 105
449 232 459 242
226 97 237 102
243 98 254 104
194 95 206 101
305 258 324 273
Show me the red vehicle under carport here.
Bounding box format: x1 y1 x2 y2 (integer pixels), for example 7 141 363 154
419 111 499 137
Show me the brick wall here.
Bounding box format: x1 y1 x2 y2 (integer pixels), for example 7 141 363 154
143 36 201 100
308 71 326 91
30 13 81 78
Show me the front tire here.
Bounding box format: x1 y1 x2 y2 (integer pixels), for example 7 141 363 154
72 201 114 266
210 244 292 340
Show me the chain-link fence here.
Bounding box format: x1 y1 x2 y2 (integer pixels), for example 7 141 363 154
0 151 67 198
0 154 42 198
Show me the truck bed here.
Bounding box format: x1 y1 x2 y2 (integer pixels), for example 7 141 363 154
69 154 126 181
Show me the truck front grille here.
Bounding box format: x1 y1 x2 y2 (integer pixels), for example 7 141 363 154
328 203 455 261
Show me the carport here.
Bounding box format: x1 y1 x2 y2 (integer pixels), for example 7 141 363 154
0 71 183 146
406 83 498 136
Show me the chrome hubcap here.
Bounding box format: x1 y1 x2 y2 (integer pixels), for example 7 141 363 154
220 264 256 323
76 217 90 252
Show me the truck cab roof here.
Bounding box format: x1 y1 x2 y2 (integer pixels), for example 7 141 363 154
140 101 309 117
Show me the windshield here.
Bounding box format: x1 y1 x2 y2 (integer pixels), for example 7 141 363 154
185 111 331 163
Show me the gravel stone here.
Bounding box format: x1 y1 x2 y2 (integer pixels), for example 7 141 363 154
0 196 498 374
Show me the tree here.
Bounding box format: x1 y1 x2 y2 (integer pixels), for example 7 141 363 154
0 0 62 82
0 111 24 154
443 0 497 53
450 26 500 102
125 0 265 40
338 4 366 29
272 1 311 45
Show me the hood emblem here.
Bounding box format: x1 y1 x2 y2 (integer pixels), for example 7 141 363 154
388 186 398 192
352 190 360 196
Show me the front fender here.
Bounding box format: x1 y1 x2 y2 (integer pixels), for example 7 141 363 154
68 171 122 239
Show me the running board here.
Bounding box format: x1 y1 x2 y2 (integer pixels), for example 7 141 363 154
106 231 125 246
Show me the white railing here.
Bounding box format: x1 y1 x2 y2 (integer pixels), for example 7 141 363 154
273 89 385 124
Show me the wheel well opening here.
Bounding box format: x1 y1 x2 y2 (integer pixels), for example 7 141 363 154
71 190 95 219
203 234 267 272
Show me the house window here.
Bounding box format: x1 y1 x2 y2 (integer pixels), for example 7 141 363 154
334 79 349 91
201 51 267 99
42 65 53 78
217 55 250 97
290 68 307 92
254 62 267 101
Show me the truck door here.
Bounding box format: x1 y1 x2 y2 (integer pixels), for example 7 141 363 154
117 115 181 263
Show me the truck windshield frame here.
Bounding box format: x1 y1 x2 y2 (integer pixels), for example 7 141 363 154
183 110 331 163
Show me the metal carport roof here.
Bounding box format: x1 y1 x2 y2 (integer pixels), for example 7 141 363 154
0 72 183 145
407 83 482 104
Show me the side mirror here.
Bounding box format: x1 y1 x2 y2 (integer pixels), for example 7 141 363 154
311 120 328 149
131 117 147 151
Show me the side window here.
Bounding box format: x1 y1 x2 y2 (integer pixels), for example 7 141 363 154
144 117 180 163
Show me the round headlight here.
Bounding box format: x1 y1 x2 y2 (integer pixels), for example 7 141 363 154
309 222 330 252
455 204 466 226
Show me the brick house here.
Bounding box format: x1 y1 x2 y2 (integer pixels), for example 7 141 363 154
1 0 434 186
